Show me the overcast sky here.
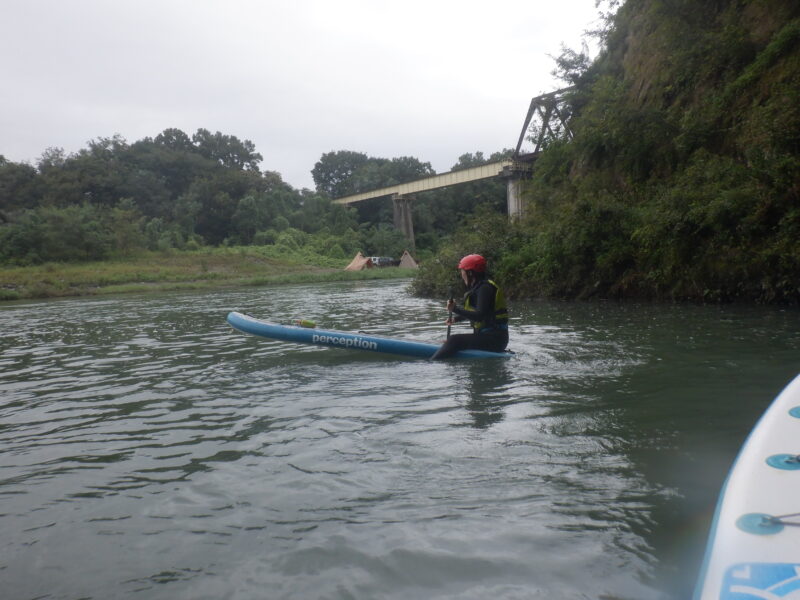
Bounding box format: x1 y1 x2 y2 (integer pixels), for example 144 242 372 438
1 0 602 190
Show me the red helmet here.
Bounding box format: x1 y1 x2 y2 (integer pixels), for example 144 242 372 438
457 254 487 272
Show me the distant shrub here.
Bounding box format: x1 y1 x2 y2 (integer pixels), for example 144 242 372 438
0 204 115 264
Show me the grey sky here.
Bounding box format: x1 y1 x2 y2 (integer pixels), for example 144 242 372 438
1 0 601 189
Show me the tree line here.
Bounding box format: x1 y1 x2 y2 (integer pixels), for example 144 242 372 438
0 128 509 265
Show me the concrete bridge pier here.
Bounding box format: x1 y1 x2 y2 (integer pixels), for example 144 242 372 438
507 177 524 219
392 194 415 250
501 163 531 219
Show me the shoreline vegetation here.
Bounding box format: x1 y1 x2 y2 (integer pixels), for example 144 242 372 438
0 247 417 303
3 5 798 305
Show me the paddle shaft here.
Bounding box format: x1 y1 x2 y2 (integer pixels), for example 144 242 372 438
446 290 454 339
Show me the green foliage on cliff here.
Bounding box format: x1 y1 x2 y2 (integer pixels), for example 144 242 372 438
416 0 800 303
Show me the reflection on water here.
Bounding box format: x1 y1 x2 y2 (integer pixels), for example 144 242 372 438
454 361 516 429
1 280 798 599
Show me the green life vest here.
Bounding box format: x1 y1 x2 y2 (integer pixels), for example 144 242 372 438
464 279 508 332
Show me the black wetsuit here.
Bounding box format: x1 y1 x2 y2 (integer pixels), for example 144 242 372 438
431 278 509 360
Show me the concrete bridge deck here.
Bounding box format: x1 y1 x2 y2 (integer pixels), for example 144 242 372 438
332 160 514 205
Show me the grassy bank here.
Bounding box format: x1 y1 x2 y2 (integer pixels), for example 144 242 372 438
0 247 417 302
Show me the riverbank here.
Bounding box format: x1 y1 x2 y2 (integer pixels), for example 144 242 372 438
0 248 417 302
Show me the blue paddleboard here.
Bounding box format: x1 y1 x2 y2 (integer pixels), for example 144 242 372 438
226 311 510 359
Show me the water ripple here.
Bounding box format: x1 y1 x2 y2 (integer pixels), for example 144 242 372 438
2 282 799 598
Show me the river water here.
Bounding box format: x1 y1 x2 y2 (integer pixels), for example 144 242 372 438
1 279 798 600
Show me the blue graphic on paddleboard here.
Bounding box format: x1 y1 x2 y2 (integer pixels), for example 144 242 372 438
722 563 800 599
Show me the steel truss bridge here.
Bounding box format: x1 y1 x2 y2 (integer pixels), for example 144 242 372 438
332 87 575 249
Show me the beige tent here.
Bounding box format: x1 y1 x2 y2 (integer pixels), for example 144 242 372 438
344 252 374 271
398 250 419 269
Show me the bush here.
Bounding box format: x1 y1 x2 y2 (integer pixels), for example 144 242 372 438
253 229 278 245
410 208 516 298
0 204 115 264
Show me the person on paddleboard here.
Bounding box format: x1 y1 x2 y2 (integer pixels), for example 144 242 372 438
431 254 509 360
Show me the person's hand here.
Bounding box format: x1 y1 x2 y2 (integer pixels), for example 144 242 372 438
445 317 455 326
446 299 455 312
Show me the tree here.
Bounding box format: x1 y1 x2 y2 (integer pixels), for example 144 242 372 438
361 224 407 257
0 159 38 212
410 150 509 239
191 129 263 171
231 193 282 244
450 151 487 171
153 128 194 152
550 42 593 86
37 147 67 171
312 150 370 198
109 198 145 253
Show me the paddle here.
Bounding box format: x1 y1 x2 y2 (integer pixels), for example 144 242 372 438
446 288 454 339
